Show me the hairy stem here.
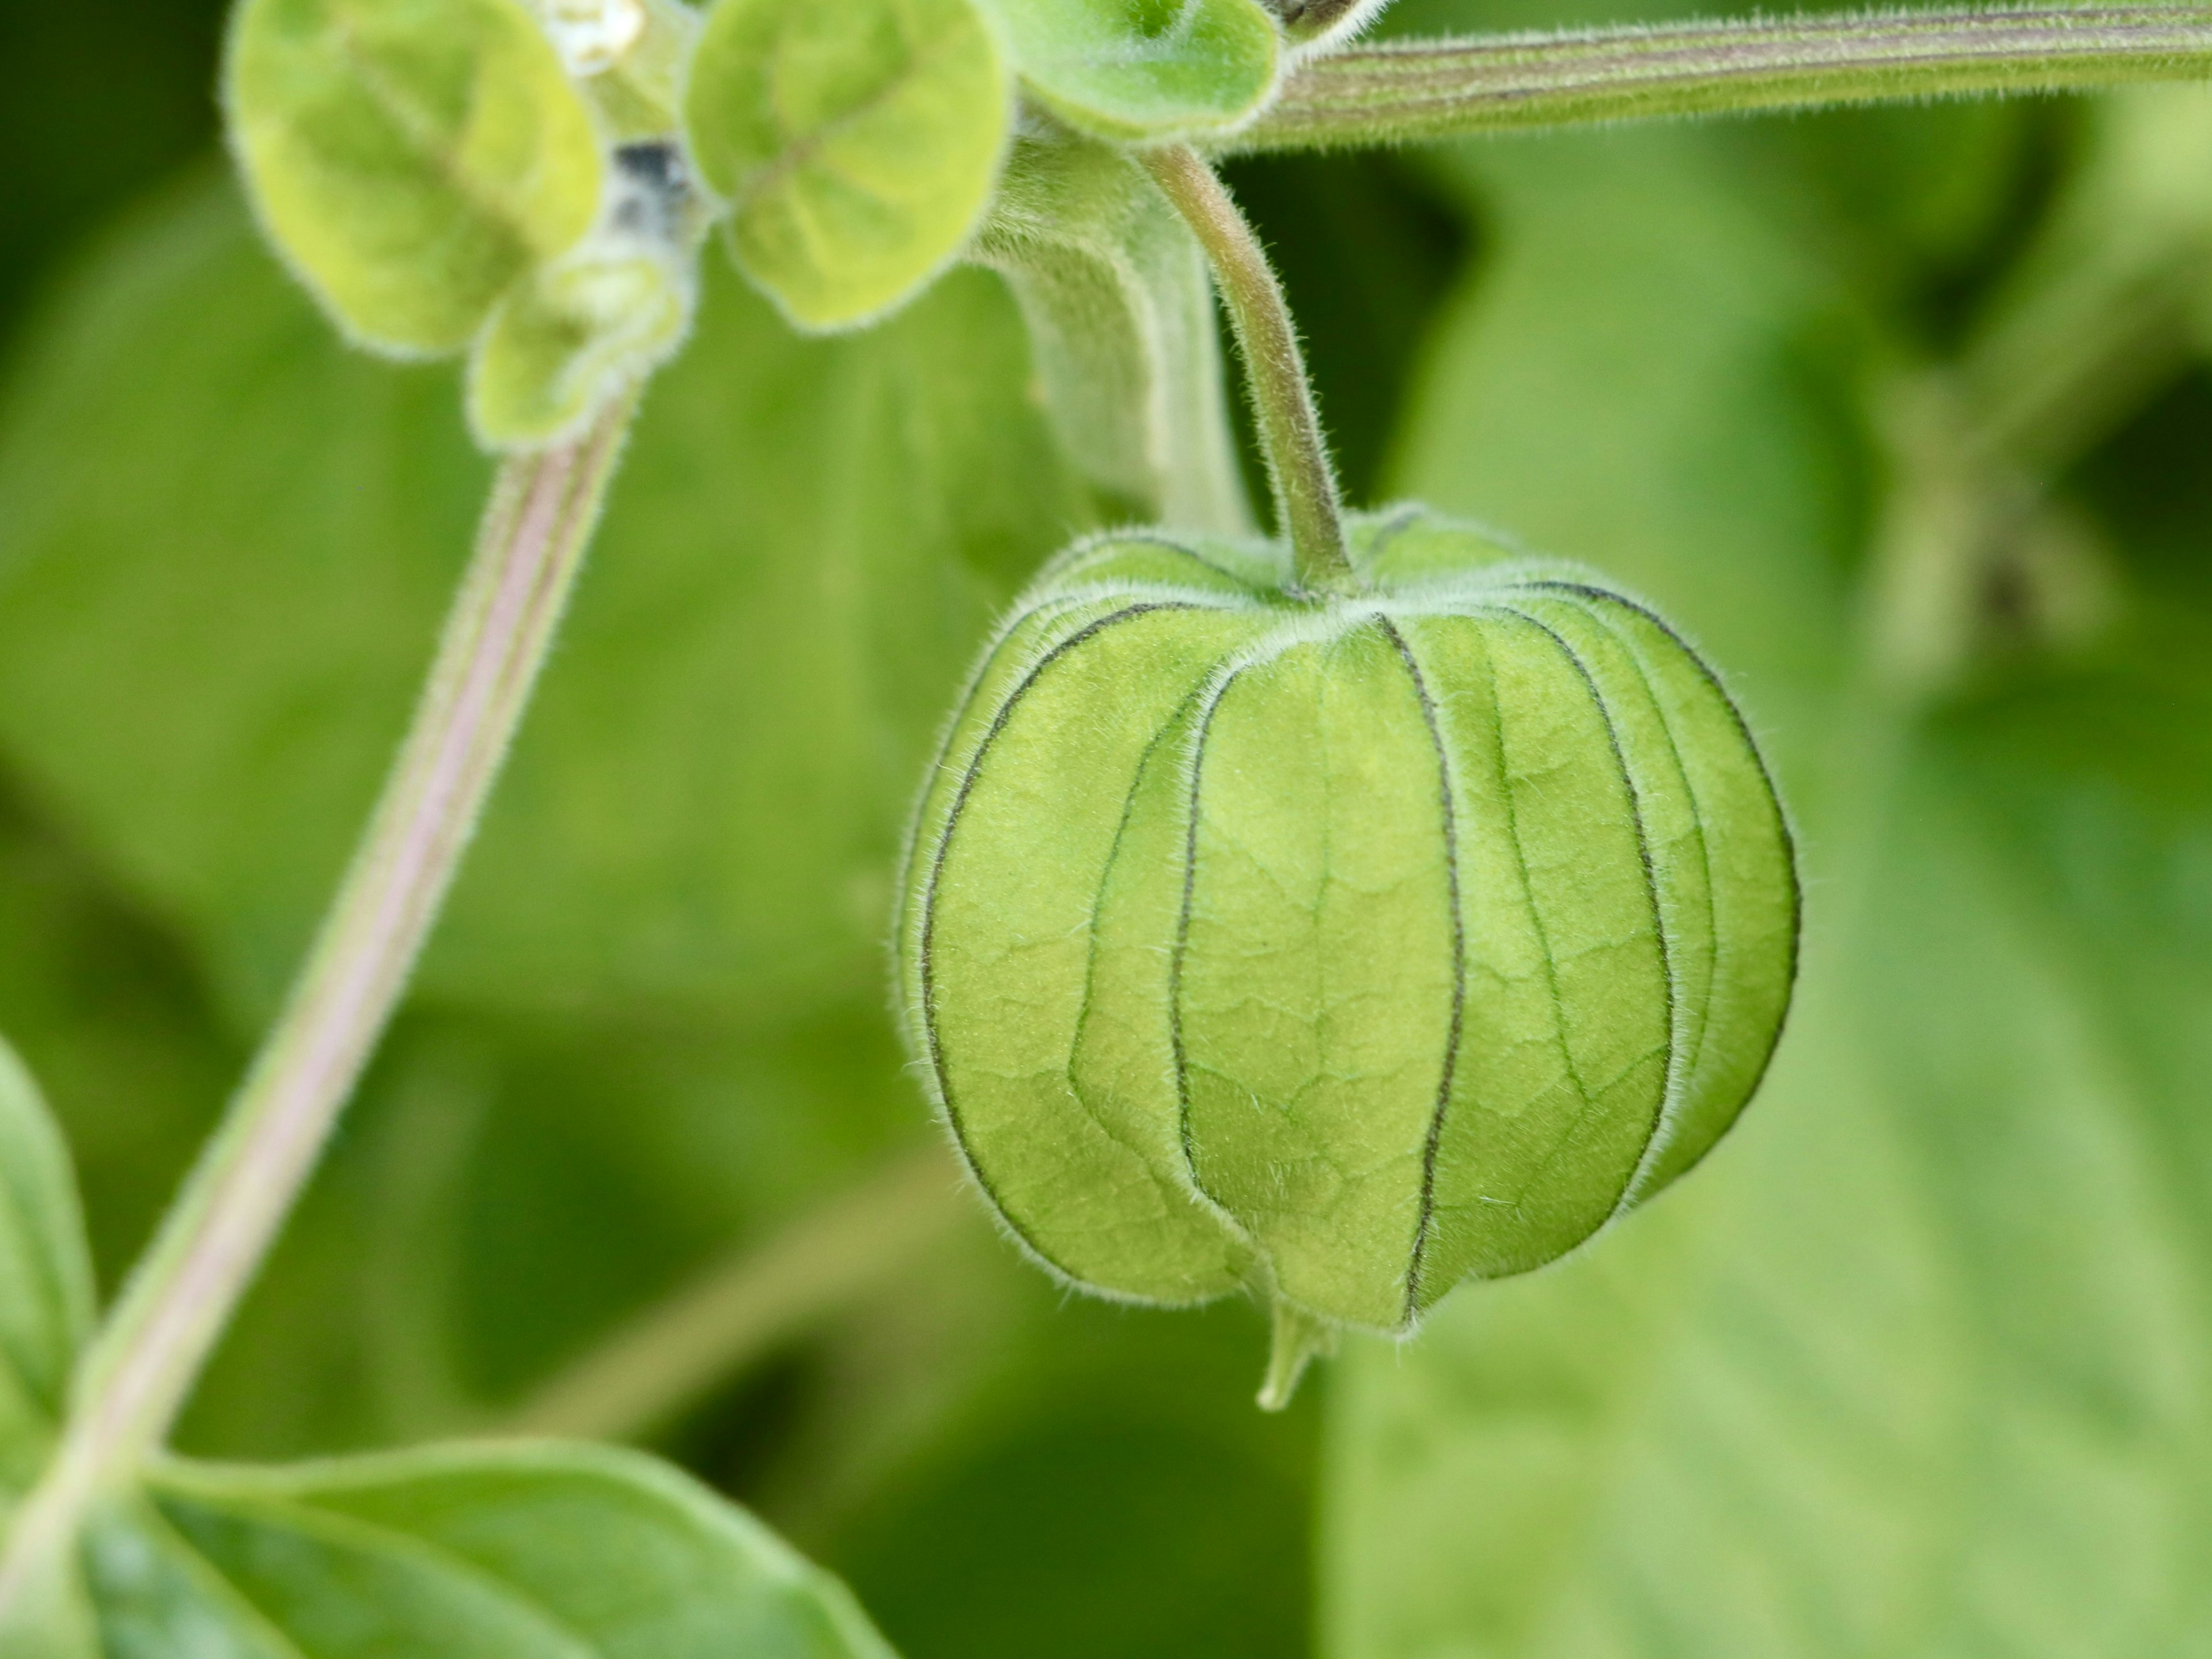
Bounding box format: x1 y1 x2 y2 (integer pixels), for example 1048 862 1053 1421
509 1144 967 1443
1229 5 2212 151
0 402 634 1612
1144 145 1350 590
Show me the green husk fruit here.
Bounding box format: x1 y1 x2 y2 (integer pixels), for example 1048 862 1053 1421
896 508 1798 1405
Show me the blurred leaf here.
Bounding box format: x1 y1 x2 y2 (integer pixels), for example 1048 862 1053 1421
1323 687 2212 1656
1736 100 2039 328
1322 115 2212 1659
757 1239 1319 1659
0 789 233 1298
173 997 927 1461
1385 129 1865 758
685 0 1012 330
0 0 226 338
1375 0 2051 346
976 0 1281 143
0 168 1096 1035
86 1442 897 1657
839 1406 1307 1659
224 0 605 355
973 134 1251 531
0 1035 92 1506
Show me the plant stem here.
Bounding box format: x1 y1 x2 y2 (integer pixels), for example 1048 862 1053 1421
1143 144 1350 591
1228 5 2212 151
507 1143 968 1443
0 400 634 1612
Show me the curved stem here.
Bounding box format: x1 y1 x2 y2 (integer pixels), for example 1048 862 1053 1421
1143 144 1351 591
1229 6 2212 152
0 401 635 1615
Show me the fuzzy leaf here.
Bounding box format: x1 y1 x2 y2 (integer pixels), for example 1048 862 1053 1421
685 0 1012 330
0 1037 94 1510
976 0 1282 143
83 1442 896 1658
469 241 691 448
224 0 605 354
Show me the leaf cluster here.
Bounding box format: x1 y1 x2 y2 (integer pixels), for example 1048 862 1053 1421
220 0 1305 455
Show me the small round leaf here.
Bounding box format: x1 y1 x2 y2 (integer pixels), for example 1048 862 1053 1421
468 139 700 448
976 0 1283 143
685 0 1012 332
468 246 691 448
225 0 605 355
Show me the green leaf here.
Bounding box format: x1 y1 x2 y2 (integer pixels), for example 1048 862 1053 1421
82 1442 896 1657
224 0 605 354
822 1288 1319 1659
468 238 692 449
0 790 236 1314
0 168 1095 1033
972 134 1251 530
0 1036 93 1509
173 1002 927 1458
1321 123 2212 1659
975 0 1282 143
684 0 1012 331
536 0 699 141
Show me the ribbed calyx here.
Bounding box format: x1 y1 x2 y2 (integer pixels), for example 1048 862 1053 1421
897 509 1798 1400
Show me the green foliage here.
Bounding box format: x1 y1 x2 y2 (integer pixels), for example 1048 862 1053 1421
469 235 690 447
0 1040 93 1509
0 795 234 1298
0 152 1328 1654
1319 108 2212 1659
0 1009 896 1659
87 1444 895 1658
544 0 698 139
16 0 2212 1652
976 0 1283 142
0 172 1093 1035
685 0 1012 331
224 0 604 356
899 511 1794 1357
1324 714 2212 1655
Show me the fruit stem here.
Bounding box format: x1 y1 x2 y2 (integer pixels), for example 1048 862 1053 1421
1144 143 1351 593
1259 1298 1338 1411
0 399 635 1618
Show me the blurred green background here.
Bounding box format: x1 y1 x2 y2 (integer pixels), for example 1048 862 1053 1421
5 0 2212 1653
